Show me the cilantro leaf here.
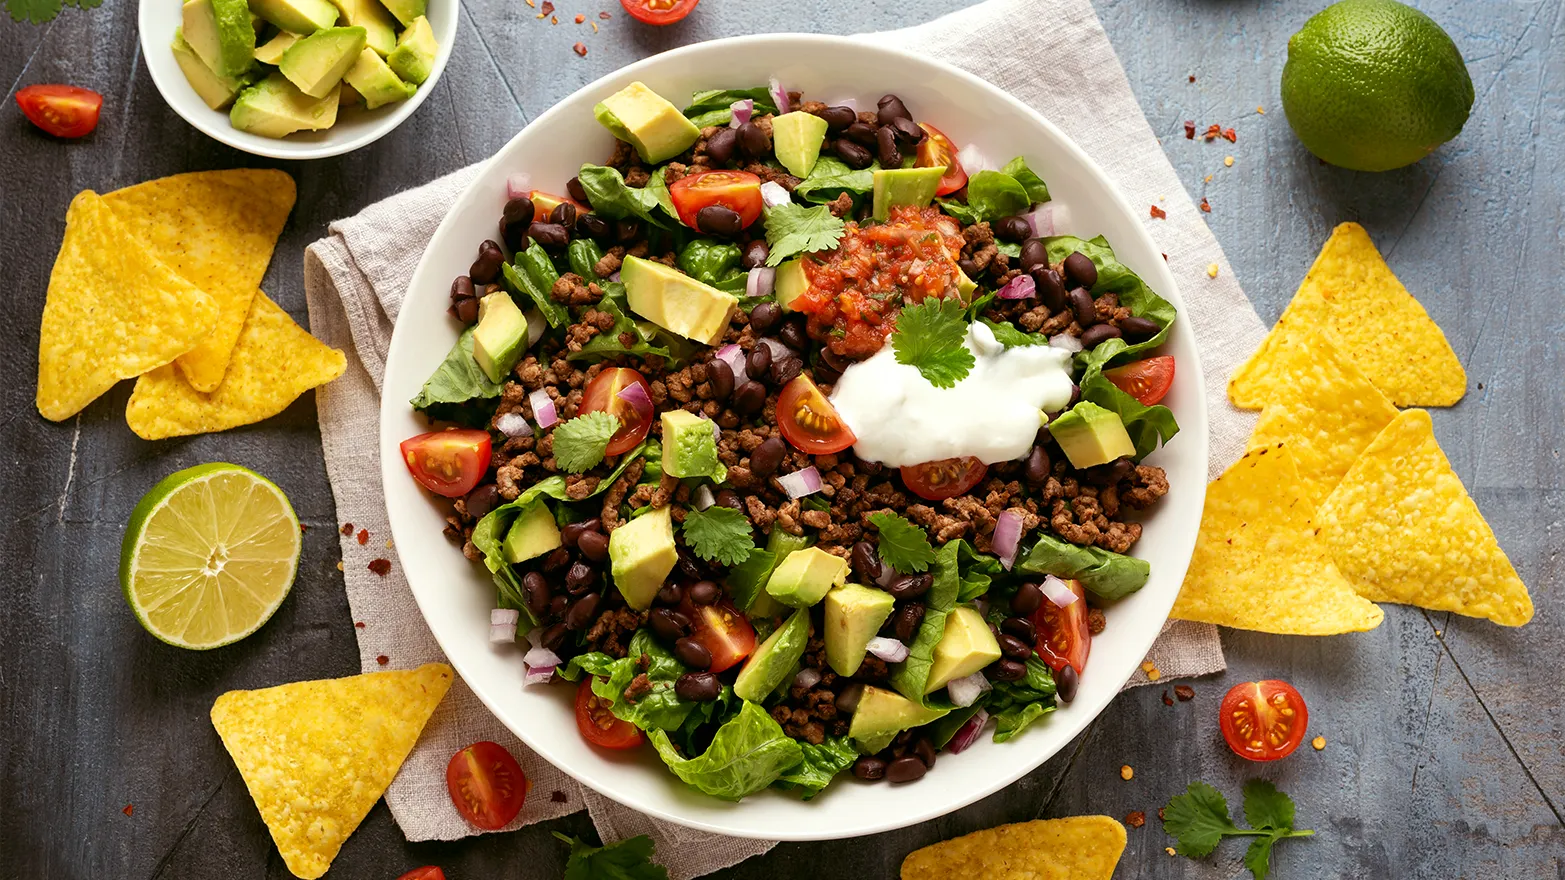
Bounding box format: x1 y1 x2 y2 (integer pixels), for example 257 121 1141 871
555 832 669 880
891 297 974 388
552 411 621 473
682 505 756 566
868 511 937 573
6 0 99 24
1163 781 1242 858
1244 836 1277 880
1242 779 1296 831
763 202 845 267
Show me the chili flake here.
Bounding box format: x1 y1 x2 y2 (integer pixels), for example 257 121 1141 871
1125 811 1145 828
368 558 392 576
1312 735 1327 750
299 523 308 532
1222 127 1237 143
550 14 558 23
1183 120 1195 140
574 13 584 22
1257 105 1266 114
1202 124 1222 141
1149 204 1166 220
573 41 588 56
356 528 369 545
1187 74 1195 83
551 790 569 803
354 621 366 628
539 1 553 13
1120 765 1134 781
376 654 389 665
1161 691 1173 706
1199 197 1211 213
122 804 134 816
340 522 354 536
1174 685 1195 701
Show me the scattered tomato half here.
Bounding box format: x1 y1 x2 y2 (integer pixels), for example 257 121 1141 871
579 367 654 455
528 189 590 223
445 741 528 830
401 428 491 498
680 598 757 674
668 170 763 230
1104 355 1175 406
619 0 699 25
16 84 102 138
1219 680 1308 762
395 869 446 880
916 123 967 196
575 678 644 749
901 456 988 501
776 374 856 454
1031 579 1090 675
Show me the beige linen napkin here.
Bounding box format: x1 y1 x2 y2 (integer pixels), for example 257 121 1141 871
303 0 1255 874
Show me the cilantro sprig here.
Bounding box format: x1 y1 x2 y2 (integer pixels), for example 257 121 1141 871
1163 780 1314 880
556 832 668 880
868 511 936 573
6 0 98 25
551 411 621 473
891 297 974 388
681 505 756 566
763 202 846 266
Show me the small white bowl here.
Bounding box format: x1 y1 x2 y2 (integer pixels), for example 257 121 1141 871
137 0 455 159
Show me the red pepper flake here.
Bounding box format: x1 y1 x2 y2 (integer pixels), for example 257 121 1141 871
550 790 569 803
1161 690 1173 706
122 804 134 816
1149 205 1166 220
356 528 369 545
376 654 389 665
340 522 354 536
368 558 392 577
1202 123 1222 141
299 523 309 532
574 13 584 22
1222 127 1237 143
1158 807 1167 821
599 10 611 18
550 14 558 23
1125 811 1146 828
354 621 366 629
1174 685 1195 701
1187 74 1196 83
539 0 553 13
573 41 587 56
1199 197 1212 213
1183 120 1195 140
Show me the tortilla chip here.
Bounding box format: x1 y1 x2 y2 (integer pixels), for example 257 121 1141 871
1319 410 1532 626
126 291 346 440
210 663 454 880
901 817 1126 880
104 170 296 392
36 192 218 421
1245 327 1399 503
1172 443 1384 635
1229 222 1465 408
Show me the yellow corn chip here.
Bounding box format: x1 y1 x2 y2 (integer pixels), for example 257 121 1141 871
36 192 218 421
901 817 1126 880
1230 222 1465 408
1245 327 1399 503
1319 410 1532 626
104 170 296 392
126 292 345 440
211 663 454 880
1172 443 1384 635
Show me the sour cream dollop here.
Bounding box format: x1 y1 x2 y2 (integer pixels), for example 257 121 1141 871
829 323 1076 467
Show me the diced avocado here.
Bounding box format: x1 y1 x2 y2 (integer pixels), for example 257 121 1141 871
339 81 363 106
746 528 809 619
376 0 423 26
594 81 701 165
956 263 977 299
772 111 829 178
230 72 340 138
872 166 947 222
471 291 529 384
734 608 811 702
824 584 895 677
248 0 338 35
660 410 724 480
279 26 366 98
621 255 737 346
924 606 1003 694
765 546 848 609
253 30 298 65
172 29 252 110
850 686 949 754
608 505 677 611
386 14 437 85
775 258 809 312
327 0 397 55
342 46 413 109
502 501 561 564
183 0 256 78
1050 401 1137 469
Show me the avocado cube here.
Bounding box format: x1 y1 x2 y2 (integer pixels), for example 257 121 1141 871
183 0 256 78
342 47 414 109
471 292 529 383
734 608 811 702
230 71 340 138
386 14 437 85
248 0 339 35
621 255 737 346
660 410 724 480
849 686 949 754
1050 401 1137 469
924 606 1002 694
594 81 701 165
765 546 848 609
253 30 299 66
871 165 947 221
772 111 830 179
824 584 896 677
171 28 252 110
328 0 397 55
502 501 562 564
608 505 677 611
774 258 809 312
376 0 424 26
279 26 367 98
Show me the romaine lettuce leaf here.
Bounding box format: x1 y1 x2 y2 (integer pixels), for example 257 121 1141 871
987 655 1057 743
648 701 803 801
576 163 667 227
888 541 961 707
775 735 857 799
682 87 780 128
1015 532 1151 601
561 629 699 732
409 326 503 426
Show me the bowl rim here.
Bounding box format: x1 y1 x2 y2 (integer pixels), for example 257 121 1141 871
136 0 457 160
379 32 1209 839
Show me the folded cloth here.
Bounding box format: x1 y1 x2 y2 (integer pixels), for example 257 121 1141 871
303 0 1256 874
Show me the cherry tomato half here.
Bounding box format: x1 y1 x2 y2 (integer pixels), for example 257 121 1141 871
528 189 590 223
916 123 967 197
679 598 757 674
900 457 988 501
395 868 446 880
401 428 492 498
668 170 763 231
620 0 700 26
575 678 644 749
1104 355 1175 406
445 741 528 830
1031 579 1090 675
16 84 102 138
776 374 856 455
1219 680 1309 762
579 367 654 456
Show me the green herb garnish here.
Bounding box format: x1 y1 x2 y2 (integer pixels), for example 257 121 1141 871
681 504 756 566
763 202 846 266
868 511 937 573
1163 780 1314 880
891 297 974 388
551 411 621 473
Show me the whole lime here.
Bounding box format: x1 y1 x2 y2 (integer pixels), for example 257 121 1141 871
1282 0 1473 171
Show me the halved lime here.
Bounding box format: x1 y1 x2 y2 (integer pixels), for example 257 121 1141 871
120 463 301 650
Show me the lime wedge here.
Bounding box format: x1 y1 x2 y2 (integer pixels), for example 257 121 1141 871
120 463 301 649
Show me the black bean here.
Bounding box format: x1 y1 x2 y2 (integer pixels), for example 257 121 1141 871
560 520 589 548
614 218 641 243
748 436 786 478
501 197 534 250
548 202 577 230
1068 287 1097 327
1079 323 1123 349
833 139 874 170
886 755 928 783
893 603 925 643
655 583 685 607
913 738 937 769
989 658 1028 681
453 294 478 324
1057 664 1080 703
548 594 569 618
887 573 933 601
737 120 771 159
1063 251 1098 288
542 547 571 571
715 489 743 511
688 580 720 606
1001 616 1036 643
958 258 980 279
853 756 888 780
561 175 587 203
1119 315 1162 343
851 542 882 583
843 121 878 147
1011 582 1044 616
577 530 609 562
464 484 501 520
705 127 738 166
733 380 767 413
1024 446 1051 486
876 94 912 125
745 345 772 378
649 608 690 642
575 212 611 242
696 205 744 237
742 239 770 270
565 561 596 595
675 672 721 702
995 216 1032 243
707 358 734 399
876 125 902 169
748 301 781 334
449 275 479 323
820 347 851 374
819 105 857 131
1018 238 1048 271
528 221 569 251
565 593 602 630
677 549 706 581
470 240 505 285
777 318 808 351
1109 455 1135 483
1031 266 1068 311
891 116 926 146
674 637 713 670
770 356 802 387
998 633 1032 661
539 622 569 651
523 571 551 617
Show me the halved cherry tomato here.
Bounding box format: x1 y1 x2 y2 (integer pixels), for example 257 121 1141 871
916 123 967 197
445 741 528 830
401 428 491 498
620 0 700 26
679 598 757 674
901 457 988 501
528 189 590 223
776 374 856 454
1219 680 1309 762
1031 579 1090 675
395 868 446 880
579 367 654 455
575 678 644 749
1104 355 1175 406
16 85 102 138
668 170 763 230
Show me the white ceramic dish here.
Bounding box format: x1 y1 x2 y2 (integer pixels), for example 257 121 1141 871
380 34 1208 841
138 0 455 159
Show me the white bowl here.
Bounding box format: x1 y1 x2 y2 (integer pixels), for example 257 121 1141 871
380 34 1209 841
138 0 455 159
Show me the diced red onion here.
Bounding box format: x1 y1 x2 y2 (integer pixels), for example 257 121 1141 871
793 667 823 690
714 343 749 384
692 485 716 511
778 466 822 500
956 143 994 174
529 390 558 428
616 378 652 412
758 337 793 361
496 412 533 439
760 181 791 208
768 77 790 114
824 96 861 114
728 98 754 129
608 270 622 283
1025 204 1054 237
489 608 520 643
711 419 722 442
946 709 990 754
1042 575 1078 608
1049 333 1084 353
866 636 909 663
996 273 1036 300
993 510 1024 570
746 267 776 298
946 671 992 708
524 627 543 649
523 664 556 687
522 645 562 687
506 173 532 200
